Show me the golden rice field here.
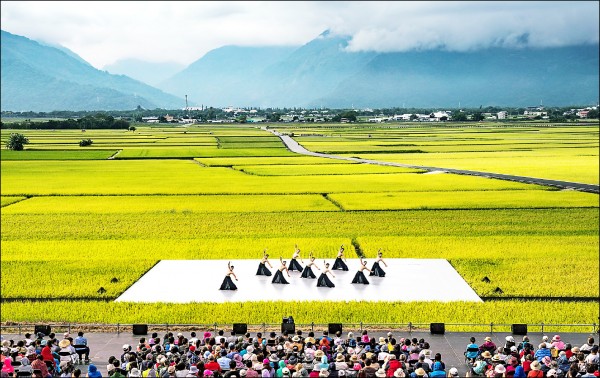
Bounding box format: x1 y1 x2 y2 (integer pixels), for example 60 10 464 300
1 123 598 326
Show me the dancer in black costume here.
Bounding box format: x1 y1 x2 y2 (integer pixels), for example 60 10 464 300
300 252 320 279
219 261 238 290
288 244 304 272
352 257 372 285
256 249 273 276
316 261 336 288
369 249 388 277
331 245 349 271
272 257 291 284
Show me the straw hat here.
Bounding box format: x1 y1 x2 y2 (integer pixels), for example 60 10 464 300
393 369 405 378
481 351 492 359
530 360 541 371
336 354 345 362
59 339 70 348
484 337 492 342
314 350 324 359
414 368 426 377
375 369 386 377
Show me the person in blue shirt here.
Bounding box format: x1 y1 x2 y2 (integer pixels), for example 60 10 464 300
429 361 446 377
465 337 479 364
73 331 90 364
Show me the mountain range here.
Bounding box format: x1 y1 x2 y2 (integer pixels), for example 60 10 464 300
1 29 598 111
1 30 184 112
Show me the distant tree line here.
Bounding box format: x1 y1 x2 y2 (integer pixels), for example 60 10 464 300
0 114 130 130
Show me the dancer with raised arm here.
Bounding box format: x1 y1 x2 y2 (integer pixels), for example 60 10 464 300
331 245 349 271
288 244 304 272
272 257 291 284
352 257 372 285
369 249 388 277
300 252 320 279
317 261 336 288
256 249 273 276
219 262 238 290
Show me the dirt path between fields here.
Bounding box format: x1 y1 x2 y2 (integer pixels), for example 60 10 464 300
265 128 599 194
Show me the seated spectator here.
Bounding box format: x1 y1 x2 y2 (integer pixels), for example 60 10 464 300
87 364 102 378
466 338 480 364
585 345 599 366
579 364 598 378
429 361 445 377
580 337 595 354
479 338 496 354
503 336 516 355
527 360 543 378
73 332 90 364
533 344 551 362
517 337 532 353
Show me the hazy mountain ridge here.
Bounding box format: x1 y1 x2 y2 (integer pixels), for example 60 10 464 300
2 29 598 111
159 31 599 108
1 30 185 111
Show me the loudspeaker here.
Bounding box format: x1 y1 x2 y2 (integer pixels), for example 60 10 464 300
430 323 445 335
233 323 247 334
328 323 343 335
281 322 296 334
512 324 528 335
35 325 51 337
132 324 148 335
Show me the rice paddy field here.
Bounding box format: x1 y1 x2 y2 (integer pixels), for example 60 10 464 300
1 123 598 329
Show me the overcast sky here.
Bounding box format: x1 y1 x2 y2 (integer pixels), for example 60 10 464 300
1 1 598 69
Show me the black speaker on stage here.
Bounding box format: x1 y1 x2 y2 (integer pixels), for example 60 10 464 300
430 323 445 335
233 323 247 334
35 325 51 337
282 322 296 334
512 324 528 335
132 324 148 335
328 323 343 335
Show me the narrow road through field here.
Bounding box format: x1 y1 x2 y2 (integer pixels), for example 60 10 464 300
265 128 600 194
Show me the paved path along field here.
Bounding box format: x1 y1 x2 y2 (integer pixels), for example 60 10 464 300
266 129 600 194
1 330 593 376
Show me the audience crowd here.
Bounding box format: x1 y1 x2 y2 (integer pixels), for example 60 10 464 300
1 329 598 378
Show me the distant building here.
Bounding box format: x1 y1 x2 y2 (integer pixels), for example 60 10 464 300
141 116 159 123
577 110 589 118
497 111 508 119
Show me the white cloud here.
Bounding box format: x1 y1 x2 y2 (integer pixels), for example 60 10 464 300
1 1 597 69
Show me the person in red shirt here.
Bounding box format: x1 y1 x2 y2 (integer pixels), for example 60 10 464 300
205 354 222 373
385 354 402 377
31 354 50 377
40 342 55 368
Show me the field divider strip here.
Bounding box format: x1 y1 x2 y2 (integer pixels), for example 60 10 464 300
107 149 122 159
350 238 365 258
321 193 345 211
0 196 32 208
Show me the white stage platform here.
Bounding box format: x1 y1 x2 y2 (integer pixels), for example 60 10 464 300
115 259 482 303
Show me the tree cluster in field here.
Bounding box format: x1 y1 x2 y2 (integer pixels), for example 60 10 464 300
5 133 29 150
79 139 94 147
0 113 130 130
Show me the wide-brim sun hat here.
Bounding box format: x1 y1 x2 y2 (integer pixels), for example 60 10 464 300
530 361 541 371
481 351 492 359
58 339 70 348
375 369 386 377
336 354 345 362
